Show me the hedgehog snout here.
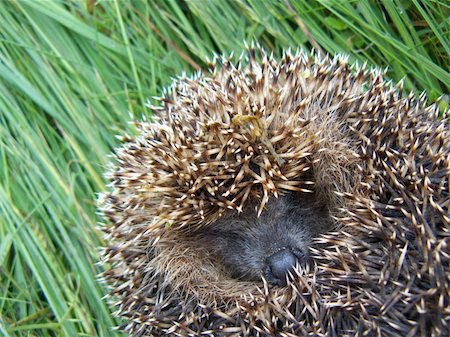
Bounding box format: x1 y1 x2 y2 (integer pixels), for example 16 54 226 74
264 247 306 286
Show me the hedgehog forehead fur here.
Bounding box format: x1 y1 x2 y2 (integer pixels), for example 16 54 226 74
99 47 449 337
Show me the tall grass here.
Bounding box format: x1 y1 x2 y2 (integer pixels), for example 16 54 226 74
0 1 448 336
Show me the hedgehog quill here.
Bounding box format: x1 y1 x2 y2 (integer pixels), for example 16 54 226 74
99 47 449 337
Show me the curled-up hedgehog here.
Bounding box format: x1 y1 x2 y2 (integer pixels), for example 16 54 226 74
99 47 449 337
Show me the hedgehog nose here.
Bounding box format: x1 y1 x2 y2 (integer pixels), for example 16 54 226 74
265 248 303 286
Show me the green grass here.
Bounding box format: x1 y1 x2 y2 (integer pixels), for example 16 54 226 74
0 1 448 336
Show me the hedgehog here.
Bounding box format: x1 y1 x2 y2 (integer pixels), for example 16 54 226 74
99 46 449 337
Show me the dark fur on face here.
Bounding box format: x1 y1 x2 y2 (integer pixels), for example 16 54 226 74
188 192 333 285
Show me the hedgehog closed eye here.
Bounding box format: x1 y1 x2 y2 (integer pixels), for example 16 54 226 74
99 46 449 337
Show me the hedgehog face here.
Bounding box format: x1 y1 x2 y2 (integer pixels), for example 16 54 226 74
190 192 333 285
